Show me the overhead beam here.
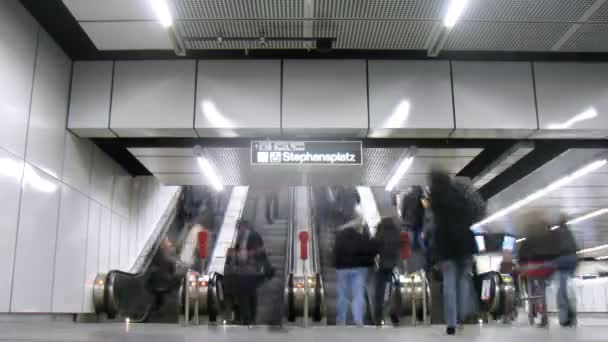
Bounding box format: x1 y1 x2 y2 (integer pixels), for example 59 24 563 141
92 139 152 176
551 0 607 51
457 141 531 181
478 142 570 200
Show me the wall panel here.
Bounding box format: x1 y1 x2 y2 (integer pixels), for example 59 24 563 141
0 0 38 158
11 166 61 312
110 60 197 137
25 30 71 178
68 61 115 137
52 184 89 313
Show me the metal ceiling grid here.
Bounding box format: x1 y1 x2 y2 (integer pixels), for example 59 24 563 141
445 21 572 51
179 20 303 38
460 0 597 22
313 0 446 19
590 0 608 21
314 20 435 49
173 0 304 19
561 23 608 51
200 147 251 184
360 148 408 185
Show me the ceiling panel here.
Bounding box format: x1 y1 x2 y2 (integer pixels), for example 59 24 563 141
314 0 447 19
173 0 305 19
561 24 608 52
62 0 156 21
314 20 435 49
461 0 597 22
590 1 608 22
131 146 479 188
81 22 172 50
445 21 571 51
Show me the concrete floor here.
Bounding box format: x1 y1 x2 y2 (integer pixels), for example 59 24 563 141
0 319 606 342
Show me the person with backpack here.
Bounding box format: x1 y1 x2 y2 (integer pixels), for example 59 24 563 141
429 170 484 335
371 217 402 325
231 220 275 325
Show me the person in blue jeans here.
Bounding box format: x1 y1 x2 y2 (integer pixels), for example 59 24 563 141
429 171 482 335
334 216 377 326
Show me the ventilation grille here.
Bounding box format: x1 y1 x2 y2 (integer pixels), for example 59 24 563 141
314 0 446 19
562 24 608 52
446 22 572 51
461 0 597 21
174 0 304 19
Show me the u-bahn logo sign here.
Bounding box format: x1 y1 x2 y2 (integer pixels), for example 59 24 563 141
251 141 362 165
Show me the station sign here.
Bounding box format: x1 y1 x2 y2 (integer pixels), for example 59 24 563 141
251 141 362 165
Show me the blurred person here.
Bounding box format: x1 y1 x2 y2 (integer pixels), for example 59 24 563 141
147 239 180 310
429 170 483 335
265 188 279 224
371 217 401 325
518 215 578 327
401 186 425 250
334 205 376 326
552 219 578 326
233 220 275 325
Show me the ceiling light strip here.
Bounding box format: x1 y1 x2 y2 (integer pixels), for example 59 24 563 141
149 0 173 28
385 148 417 192
197 157 224 192
475 159 607 228
444 0 469 28
577 244 608 255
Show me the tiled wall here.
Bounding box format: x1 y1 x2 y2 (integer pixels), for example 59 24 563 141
0 0 179 314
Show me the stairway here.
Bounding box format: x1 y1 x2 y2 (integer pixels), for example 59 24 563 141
255 219 288 325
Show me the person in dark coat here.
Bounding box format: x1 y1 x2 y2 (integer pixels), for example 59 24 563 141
429 170 479 335
371 217 402 325
334 216 377 326
233 220 274 325
147 239 180 309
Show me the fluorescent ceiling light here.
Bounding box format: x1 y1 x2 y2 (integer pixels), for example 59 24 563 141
196 157 223 192
385 155 415 192
568 208 608 226
149 0 173 28
475 159 607 228
596 255 608 260
443 0 469 28
577 244 608 255
516 238 527 243
548 107 598 129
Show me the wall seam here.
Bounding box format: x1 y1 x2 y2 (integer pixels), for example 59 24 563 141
530 62 541 130
448 60 457 137
107 61 119 138
79 194 92 312
280 59 284 136
49 183 65 312
8 25 41 312
193 60 200 138
365 59 370 137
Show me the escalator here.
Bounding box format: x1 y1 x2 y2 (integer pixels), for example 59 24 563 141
92 186 234 323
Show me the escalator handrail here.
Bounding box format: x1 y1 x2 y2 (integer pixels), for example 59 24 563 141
284 187 295 294
307 188 321 274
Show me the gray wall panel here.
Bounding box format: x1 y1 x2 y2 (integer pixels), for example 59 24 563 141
11 167 61 312
533 62 608 139
68 61 115 138
196 60 281 137
0 0 38 158
110 60 197 137
368 60 454 138
0 149 24 312
451 61 537 138
282 60 368 137
52 184 89 313
25 30 71 179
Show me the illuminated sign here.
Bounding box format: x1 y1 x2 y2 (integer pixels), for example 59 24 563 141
251 141 362 165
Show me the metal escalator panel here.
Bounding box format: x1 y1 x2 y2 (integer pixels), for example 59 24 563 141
252 187 289 325
206 186 249 275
